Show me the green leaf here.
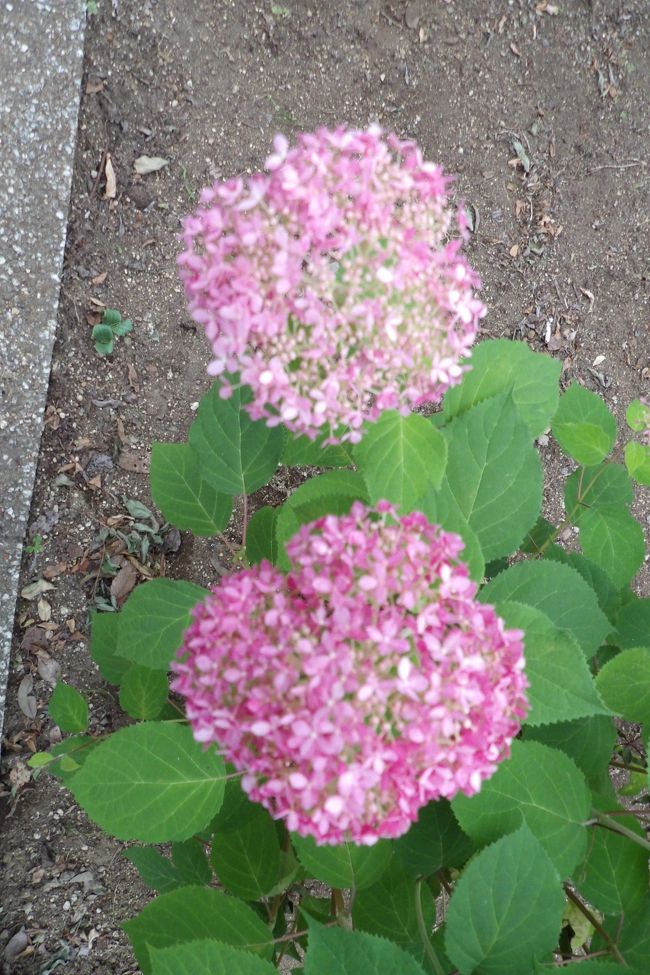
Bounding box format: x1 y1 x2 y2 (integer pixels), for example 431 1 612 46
92 323 114 347
151 443 233 536
46 735 96 783
445 825 565 975
442 338 561 437
189 380 284 495
124 886 273 974
119 665 168 720
211 804 282 900
496 603 609 726
595 899 650 968
89 611 130 684
282 432 353 468
552 383 617 466
479 559 610 659
416 482 485 583
172 839 212 886
112 318 133 336
48 683 88 733
102 308 122 328
523 715 617 793
70 723 225 842
304 919 428 975
442 392 543 561
520 515 556 554
615 598 650 648
150 940 278 975
209 774 259 834
575 804 648 915
546 551 622 625
595 647 650 725
625 441 650 486
394 799 474 876
276 470 368 569
245 506 279 565
564 463 633 522
578 505 645 587
28 752 55 768
117 579 207 670
353 410 448 512
452 740 591 876
124 847 186 894
291 834 392 891
626 398 650 432
351 858 435 962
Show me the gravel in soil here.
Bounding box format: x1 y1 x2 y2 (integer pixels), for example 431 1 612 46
1 1 649 971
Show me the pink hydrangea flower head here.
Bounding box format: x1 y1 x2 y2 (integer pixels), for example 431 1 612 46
172 503 528 845
178 126 486 443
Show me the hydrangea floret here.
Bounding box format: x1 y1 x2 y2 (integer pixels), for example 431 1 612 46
172 502 528 845
178 126 486 442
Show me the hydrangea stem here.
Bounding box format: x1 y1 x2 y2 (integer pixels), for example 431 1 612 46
415 879 446 975
591 808 650 853
563 884 626 965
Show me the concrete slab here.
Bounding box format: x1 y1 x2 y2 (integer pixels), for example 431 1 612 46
0 0 86 733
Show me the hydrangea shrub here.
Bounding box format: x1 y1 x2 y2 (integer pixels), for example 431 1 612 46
32 129 650 975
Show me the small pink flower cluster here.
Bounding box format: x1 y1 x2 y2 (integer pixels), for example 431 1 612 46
178 126 485 443
172 502 528 845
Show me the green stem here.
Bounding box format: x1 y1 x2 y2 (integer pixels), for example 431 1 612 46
591 808 650 853
537 463 610 556
609 758 647 775
415 879 445 975
563 885 626 965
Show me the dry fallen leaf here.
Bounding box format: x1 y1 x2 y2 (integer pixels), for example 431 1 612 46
103 154 117 200
21 579 55 600
36 651 61 685
17 675 37 719
91 270 108 286
134 155 169 176
85 79 104 94
118 449 150 474
37 598 52 622
110 562 139 605
127 362 139 392
509 244 520 258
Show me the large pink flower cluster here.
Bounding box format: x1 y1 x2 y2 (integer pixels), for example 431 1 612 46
178 126 486 443
172 502 528 845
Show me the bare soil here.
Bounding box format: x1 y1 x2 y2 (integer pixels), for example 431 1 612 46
1 1 649 971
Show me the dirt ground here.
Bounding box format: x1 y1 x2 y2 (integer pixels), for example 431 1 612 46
1 0 649 971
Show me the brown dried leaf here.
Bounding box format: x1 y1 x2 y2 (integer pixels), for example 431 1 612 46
127 362 139 392
42 562 67 581
110 562 138 605
125 554 155 578
103 154 117 200
117 449 150 474
91 271 108 286
87 475 102 491
37 598 52 622
21 579 55 600
85 79 104 94
36 651 61 685
134 155 169 176
17 675 37 719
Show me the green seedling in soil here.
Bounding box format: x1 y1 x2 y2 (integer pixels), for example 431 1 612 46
86 0 99 13
92 308 133 356
24 534 44 555
180 165 197 203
